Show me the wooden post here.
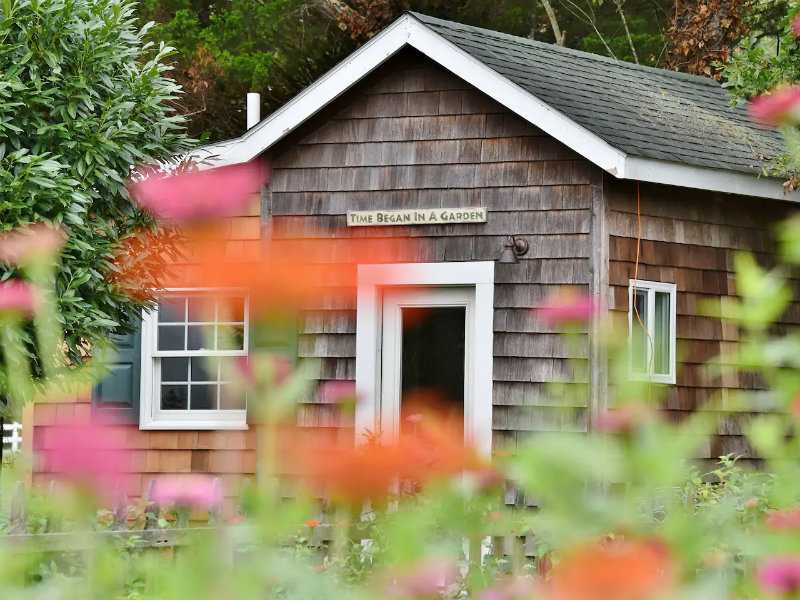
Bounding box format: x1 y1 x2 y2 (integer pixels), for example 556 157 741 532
8 480 26 534
208 477 223 527
588 169 609 426
112 481 128 531
144 480 160 530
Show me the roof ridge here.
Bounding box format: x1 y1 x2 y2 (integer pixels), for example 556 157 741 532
406 11 721 88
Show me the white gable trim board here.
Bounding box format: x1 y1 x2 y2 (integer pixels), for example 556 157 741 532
195 13 788 201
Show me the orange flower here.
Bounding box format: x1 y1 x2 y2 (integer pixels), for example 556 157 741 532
544 538 675 600
306 520 321 528
291 407 499 506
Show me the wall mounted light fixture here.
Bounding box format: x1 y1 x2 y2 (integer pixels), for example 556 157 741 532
497 236 529 264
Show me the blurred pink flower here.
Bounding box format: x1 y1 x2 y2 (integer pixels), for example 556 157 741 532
766 509 800 531
0 223 65 266
151 475 223 507
234 356 256 385
758 557 800 594
749 86 800 126
793 14 800 38
533 292 599 325
0 280 39 317
385 558 459 598
319 380 356 404
406 413 423 424
128 161 266 222
44 415 130 500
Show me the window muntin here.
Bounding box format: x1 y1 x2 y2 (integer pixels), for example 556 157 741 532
628 280 676 384
141 290 248 430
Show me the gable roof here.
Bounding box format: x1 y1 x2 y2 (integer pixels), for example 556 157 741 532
198 12 789 200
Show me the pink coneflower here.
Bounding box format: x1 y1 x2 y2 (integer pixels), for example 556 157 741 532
150 475 223 507
792 14 800 38
0 280 39 317
0 223 65 266
758 557 800 594
533 292 599 326
128 161 266 222
749 86 800 126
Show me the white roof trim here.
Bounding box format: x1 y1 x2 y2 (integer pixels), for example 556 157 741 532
196 13 788 201
624 157 788 201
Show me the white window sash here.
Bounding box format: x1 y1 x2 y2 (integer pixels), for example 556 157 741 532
140 288 249 430
628 279 677 385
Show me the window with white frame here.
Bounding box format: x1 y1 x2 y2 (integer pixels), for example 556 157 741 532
628 280 676 384
140 290 248 429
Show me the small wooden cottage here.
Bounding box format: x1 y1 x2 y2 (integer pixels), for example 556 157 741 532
28 12 795 506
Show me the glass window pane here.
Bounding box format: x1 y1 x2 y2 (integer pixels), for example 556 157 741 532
161 357 189 382
190 384 217 410
187 325 214 351
218 296 246 322
217 325 245 351
188 296 215 322
654 291 671 375
161 385 188 410
191 357 217 382
158 297 185 323
631 289 649 374
219 384 246 410
158 325 185 351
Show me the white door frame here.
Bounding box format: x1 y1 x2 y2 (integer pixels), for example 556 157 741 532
380 286 474 445
355 262 494 456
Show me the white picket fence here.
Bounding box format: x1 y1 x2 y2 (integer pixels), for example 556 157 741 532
2 422 22 453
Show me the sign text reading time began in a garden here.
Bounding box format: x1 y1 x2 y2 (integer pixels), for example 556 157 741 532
346 207 487 227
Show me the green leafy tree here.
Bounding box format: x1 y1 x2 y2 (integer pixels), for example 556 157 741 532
0 0 193 370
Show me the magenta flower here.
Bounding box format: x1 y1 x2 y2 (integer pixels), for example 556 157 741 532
44 414 130 500
385 559 459 598
0 223 65 266
533 292 599 325
319 380 356 403
758 557 800 594
749 86 800 126
128 161 266 222
0 280 39 317
150 475 223 507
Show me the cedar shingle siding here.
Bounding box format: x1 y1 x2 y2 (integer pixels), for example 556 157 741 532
606 177 794 466
269 49 594 452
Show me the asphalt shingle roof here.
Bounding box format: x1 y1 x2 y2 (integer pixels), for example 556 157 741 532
411 12 786 175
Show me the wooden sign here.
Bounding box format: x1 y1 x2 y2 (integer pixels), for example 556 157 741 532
346 207 487 227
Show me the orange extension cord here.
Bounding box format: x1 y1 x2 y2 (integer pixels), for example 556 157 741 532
631 181 655 401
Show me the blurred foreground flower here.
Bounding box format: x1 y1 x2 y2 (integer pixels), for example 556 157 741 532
533 291 599 326
151 475 223 507
0 280 39 318
749 86 800 126
292 411 498 505
0 223 65 266
543 538 675 600
383 558 459 599
793 14 800 38
128 161 266 221
766 509 800 531
477 577 536 600
43 414 130 501
758 557 800 595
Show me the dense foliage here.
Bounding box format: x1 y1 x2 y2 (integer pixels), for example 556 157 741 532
0 0 193 375
139 0 672 140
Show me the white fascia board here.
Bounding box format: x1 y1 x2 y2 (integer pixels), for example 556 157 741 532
405 21 626 176
623 156 791 201
206 16 414 167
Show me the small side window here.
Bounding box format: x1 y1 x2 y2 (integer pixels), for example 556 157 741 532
628 280 676 384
